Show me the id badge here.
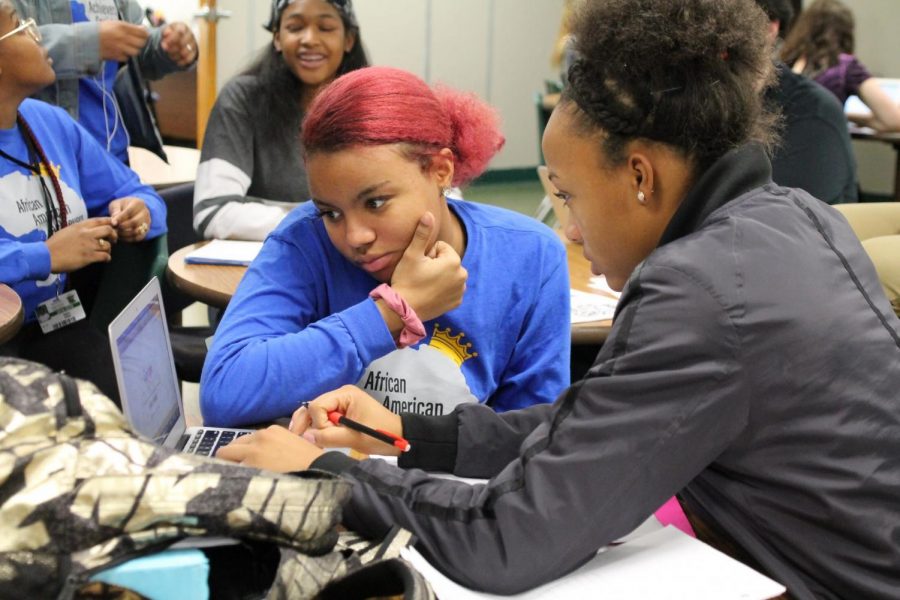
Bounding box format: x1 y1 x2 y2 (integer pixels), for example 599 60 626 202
35 289 86 334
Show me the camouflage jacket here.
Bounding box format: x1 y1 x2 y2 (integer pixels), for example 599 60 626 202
0 357 433 599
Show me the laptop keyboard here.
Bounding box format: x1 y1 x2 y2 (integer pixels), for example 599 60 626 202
186 429 251 457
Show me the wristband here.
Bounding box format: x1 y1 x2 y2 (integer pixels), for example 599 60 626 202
369 283 426 348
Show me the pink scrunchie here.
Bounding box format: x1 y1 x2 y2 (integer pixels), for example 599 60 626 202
655 496 696 537
370 284 426 348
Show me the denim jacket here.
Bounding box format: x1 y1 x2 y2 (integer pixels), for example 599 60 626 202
11 0 182 121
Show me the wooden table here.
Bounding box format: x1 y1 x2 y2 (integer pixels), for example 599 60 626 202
128 144 201 190
0 284 24 345
167 242 245 309
167 241 615 344
849 127 900 201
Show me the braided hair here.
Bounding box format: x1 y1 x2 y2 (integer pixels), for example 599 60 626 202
563 0 778 173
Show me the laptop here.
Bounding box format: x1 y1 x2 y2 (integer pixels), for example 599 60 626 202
844 77 900 118
109 277 251 456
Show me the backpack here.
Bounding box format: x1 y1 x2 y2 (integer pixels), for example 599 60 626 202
0 357 434 599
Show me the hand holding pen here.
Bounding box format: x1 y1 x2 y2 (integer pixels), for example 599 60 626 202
289 385 408 456
327 411 411 452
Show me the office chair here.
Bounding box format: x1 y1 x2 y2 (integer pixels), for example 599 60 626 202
158 182 214 383
89 234 169 331
833 202 900 315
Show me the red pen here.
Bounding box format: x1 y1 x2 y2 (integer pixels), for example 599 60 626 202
327 411 411 452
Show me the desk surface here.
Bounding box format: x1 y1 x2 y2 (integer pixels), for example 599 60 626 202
849 125 900 143
128 145 201 190
849 126 900 202
168 241 614 344
0 284 24 344
168 242 245 309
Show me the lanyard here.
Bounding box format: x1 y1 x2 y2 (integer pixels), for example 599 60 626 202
0 112 68 236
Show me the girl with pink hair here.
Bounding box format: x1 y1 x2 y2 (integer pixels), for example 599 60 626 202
201 66 571 427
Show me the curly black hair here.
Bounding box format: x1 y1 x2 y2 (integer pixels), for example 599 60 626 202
562 0 777 173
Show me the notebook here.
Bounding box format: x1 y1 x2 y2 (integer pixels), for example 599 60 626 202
183 240 263 266
400 526 786 599
108 277 252 455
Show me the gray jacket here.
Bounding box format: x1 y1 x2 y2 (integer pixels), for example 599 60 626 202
313 145 900 599
12 0 181 121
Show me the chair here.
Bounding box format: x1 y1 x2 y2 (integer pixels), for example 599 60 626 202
537 165 569 232
156 182 214 383
833 202 900 315
89 234 168 331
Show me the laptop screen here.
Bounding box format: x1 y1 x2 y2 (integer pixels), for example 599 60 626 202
844 78 900 117
110 279 183 446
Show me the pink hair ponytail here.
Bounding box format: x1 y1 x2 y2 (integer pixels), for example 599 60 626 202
433 85 505 186
303 66 504 187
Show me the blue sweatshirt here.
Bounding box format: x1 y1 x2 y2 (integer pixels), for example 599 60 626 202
0 99 166 323
70 0 130 162
201 199 571 427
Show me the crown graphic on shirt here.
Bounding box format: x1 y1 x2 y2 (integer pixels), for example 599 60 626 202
428 324 478 368
37 162 61 179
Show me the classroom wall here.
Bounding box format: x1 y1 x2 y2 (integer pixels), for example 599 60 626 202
140 0 899 186
141 0 566 171
839 0 900 195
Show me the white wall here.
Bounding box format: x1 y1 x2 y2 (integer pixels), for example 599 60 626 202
138 1 900 181
209 0 565 170
135 0 196 26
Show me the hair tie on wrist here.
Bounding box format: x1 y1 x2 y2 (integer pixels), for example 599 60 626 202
369 283 425 348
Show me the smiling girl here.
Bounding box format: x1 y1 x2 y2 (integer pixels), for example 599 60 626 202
193 0 368 241
200 66 571 427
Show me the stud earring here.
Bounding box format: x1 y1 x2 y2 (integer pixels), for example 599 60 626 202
637 190 646 204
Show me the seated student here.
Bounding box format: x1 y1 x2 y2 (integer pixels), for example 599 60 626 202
217 0 900 597
12 0 198 163
781 0 900 133
757 0 858 204
0 4 166 400
200 67 571 427
193 0 368 241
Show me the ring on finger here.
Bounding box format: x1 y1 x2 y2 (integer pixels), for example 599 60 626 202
137 222 149 235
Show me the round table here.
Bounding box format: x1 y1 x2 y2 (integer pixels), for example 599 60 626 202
167 242 247 309
0 284 25 344
166 241 615 344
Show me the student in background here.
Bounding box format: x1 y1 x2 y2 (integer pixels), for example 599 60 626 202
193 0 368 242
756 0 858 204
218 0 900 597
12 0 197 163
549 0 575 86
781 0 900 132
201 66 570 427
0 3 167 400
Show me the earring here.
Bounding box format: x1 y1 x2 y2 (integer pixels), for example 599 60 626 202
637 190 646 204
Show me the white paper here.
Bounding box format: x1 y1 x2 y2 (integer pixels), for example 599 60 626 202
570 288 618 323
401 526 786 600
184 240 263 266
587 275 622 298
369 455 485 485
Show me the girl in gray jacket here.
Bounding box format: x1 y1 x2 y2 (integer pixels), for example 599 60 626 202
218 0 900 597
